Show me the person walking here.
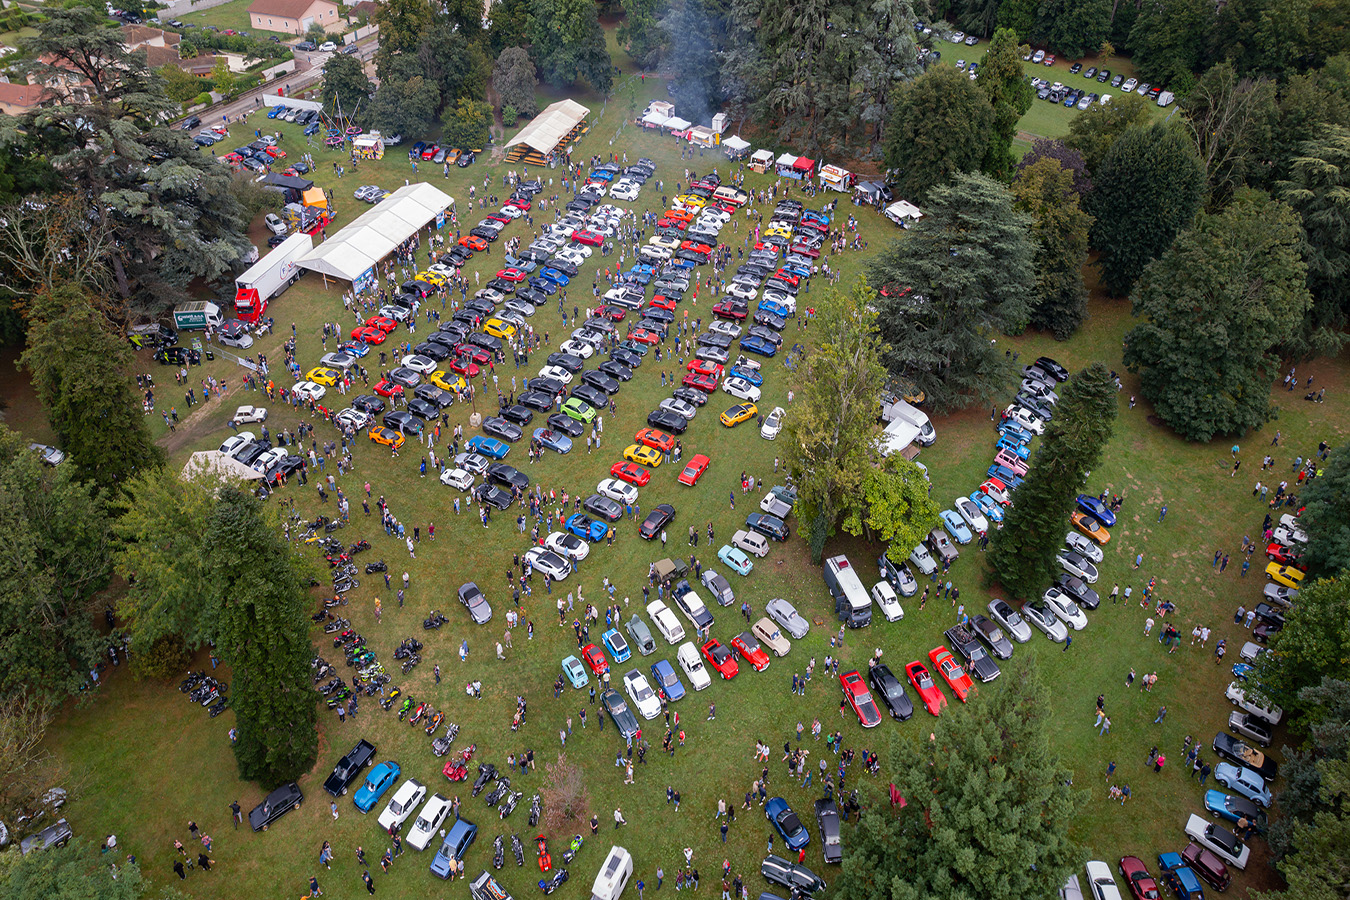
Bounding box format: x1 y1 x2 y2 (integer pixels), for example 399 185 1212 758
1098 715 1111 736
614 807 627 828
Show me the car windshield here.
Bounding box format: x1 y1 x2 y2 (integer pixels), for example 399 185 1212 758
608 697 628 714
917 673 934 688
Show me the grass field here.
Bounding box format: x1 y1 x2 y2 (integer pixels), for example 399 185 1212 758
174 0 324 42
10 40 1350 900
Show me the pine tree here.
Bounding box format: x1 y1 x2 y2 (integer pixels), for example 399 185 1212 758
988 363 1117 599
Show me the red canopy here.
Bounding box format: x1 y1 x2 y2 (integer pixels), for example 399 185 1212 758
793 157 815 173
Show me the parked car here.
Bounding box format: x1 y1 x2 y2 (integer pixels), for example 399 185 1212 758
323 739 376 796
249 782 303 831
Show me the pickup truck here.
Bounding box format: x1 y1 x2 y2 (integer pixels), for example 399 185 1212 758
943 624 1002 682
323 739 376 796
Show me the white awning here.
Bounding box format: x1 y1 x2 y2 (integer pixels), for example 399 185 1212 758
775 153 797 166
721 135 750 152
665 117 692 131
297 182 453 282
505 99 591 157
641 110 669 126
750 149 774 164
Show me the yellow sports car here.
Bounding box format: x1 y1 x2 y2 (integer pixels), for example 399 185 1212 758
763 225 794 240
1265 562 1304 588
306 366 340 387
623 444 663 468
416 270 447 287
720 403 758 427
368 426 405 450
673 194 706 210
484 318 517 339
648 234 681 251
430 370 466 393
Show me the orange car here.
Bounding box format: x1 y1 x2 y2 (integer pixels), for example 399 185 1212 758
634 428 675 454
1072 511 1111 545
664 209 695 223
928 646 973 703
368 426 405 450
458 235 489 252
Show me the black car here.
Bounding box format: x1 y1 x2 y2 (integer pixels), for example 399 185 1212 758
457 581 493 624
698 332 734 350
546 352 585 374
754 312 787 331
499 404 534 426
748 326 784 346
547 413 585 437
264 455 305 485
1033 356 1069 381
473 483 513 510
528 376 565 395
518 390 555 412
456 150 477 167
469 226 498 242
581 370 620 394
969 615 1014 659
352 395 386 414
406 398 441 419
610 348 642 369
640 503 676 540
434 323 469 343
761 855 826 896
413 385 454 409
486 463 529 491
413 341 453 361
154 346 199 366
467 332 503 353
813 798 842 864
383 411 423 435
322 739 376 796
1212 733 1280 780
235 440 272 467
584 494 624 522
672 387 708 407
1054 573 1099 610
249 782 303 831
647 409 688 434
600 688 640 738
867 664 913 721
746 513 789 542
482 417 523 442
571 383 610 410
598 360 633 381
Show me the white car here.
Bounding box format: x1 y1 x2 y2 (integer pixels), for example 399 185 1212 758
762 290 796 311
231 405 268 425
264 213 288 236
336 408 372 430
676 641 712 690
987 599 1033 643
722 377 761 402
870 581 904 622
1002 406 1045 434
909 543 937 575
1057 550 1099 583
760 406 785 440
496 205 524 219
545 531 590 562
292 380 327 402
641 245 673 262
1225 682 1283 724
524 547 570 581
622 670 662 719
219 433 256 456
250 446 288 472
377 778 427 832
1042 588 1087 630
1084 860 1123 900
1184 814 1250 869
552 342 592 362
732 529 770 558
380 305 412 323
439 468 474 491
407 793 452 851
400 355 438 374
1122 77 1138 92
1278 513 1309 544
610 181 640 201
646 600 685 644
597 478 639 505
659 398 697 420
319 41 337 52
725 282 758 301
537 365 574 384
953 497 989 534
1064 531 1104 563
556 245 592 262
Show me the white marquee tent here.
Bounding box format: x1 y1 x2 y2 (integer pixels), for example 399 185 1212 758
296 182 454 283
505 99 592 158
181 450 264 484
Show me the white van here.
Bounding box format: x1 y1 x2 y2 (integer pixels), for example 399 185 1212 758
591 846 633 900
888 399 935 446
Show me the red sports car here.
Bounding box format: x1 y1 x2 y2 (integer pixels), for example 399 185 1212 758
421 144 439 160
929 646 973 703
679 240 713 255
594 305 626 321
495 267 528 283
839 670 882 728
572 230 604 247
773 270 801 286
730 632 770 672
701 638 739 680
581 643 609 676
455 345 493 364
649 295 677 311
634 428 675 453
350 325 386 344
449 358 480 377
505 198 531 211
712 302 747 321
677 454 710 486
1119 857 1160 900
686 359 723 377
610 461 652 487
486 214 512 226
365 316 399 333
905 661 947 717
627 327 660 345
373 380 404 398
458 236 489 251
1265 542 1304 568
682 372 718 393
655 217 687 231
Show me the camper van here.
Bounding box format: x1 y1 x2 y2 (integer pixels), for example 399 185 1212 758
884 399 936 447
591 845 634 900
824 554 871 628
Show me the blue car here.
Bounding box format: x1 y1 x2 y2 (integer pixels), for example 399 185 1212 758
353 761 400 812
718 544 754 576
671 257 699 269
650 659 686 702
1075 494 1117 527
430 817 477 879
765 797 810 850
1232 662 1254 680
1213 762 1271 807
758 299 793 318
1204 789 1268 832
729 366 762 387
338 341 371 358
532 428 573 454
268 105 285 119
540 267 570 286
997 423 1034 445
602 628 631 663
740 335 778 357
996 436 1030 459
1156 852 1205 900
466 435 510 459
968 491 1004 523
939 510 973 544
527 276 558 295
304 122 321 136
782 262 812 278
986 465 1025 489
562 655 589 689
566 513 608 543
627 268 654 285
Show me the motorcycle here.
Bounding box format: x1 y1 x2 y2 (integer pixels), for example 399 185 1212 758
424 710 444 735
536 835 551 872
365 559 388 574
493 835 505 870
528 795 541 827
539 868 569 894
208 698 229 717
392 637 423 658
332 577 358 594
397 696 415 720
562 834 583 865
348 540 371 554
499 791 522 819
311 608 333 622
435 728 465 760
422 611 448 630
321 595 349 608
333 630 358 647
409 702 428 725
179 671 207 693
511 834 524 866
471 763 498 797
485 776 511 807
322 617 350 634
401 655 420 675
379 686 402 711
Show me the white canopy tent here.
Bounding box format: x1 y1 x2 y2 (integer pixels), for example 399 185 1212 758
181 450 264 484
297 182 453 283
665 116 692 132
505 99 591 157
641 109 670 128
721 135 750 158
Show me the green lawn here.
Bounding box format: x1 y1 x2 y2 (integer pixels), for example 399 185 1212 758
175 0 319 42
16 46 1348 900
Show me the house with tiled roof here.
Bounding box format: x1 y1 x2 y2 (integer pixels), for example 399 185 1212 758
247 0 341 35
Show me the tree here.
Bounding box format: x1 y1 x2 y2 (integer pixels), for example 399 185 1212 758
781 279 889 562
976 27 1035 179
0 194 116 303
1086 122 1206 297
1181 64 1278 203
486 0 534 55
996 0 1038 41
850 0 923 156
1012 156 1094 339
419 21 488 113
369 65 441 138
884 65 994 202
1015 138 1092 197
1257 578 1350 726
492 47 539 119
1275 127 1350 357
0 424 113 703
205 489 317 785
1063 91 1154 175
1127 0 1212 90
988 364 1117 599
210 56 237 97
618 0 665 67
869 173 1034 413
320 52 372 119
862 457 941 566
159 62 204 102
20 286 163 493
529 0 613 92
2 840 144 900
0 694 54 821
834 656 1079 900
441 98 493 151
372 0 434 80
1123 190 1311 441
955 0 1001 37
1210 0 1314 78
539 752 592 836
1297 447 1350 576
1034 0 1110 59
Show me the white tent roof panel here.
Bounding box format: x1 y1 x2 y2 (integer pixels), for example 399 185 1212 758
665 117 691 130
722 135 750 151
297 182 453 282
506 99 591 156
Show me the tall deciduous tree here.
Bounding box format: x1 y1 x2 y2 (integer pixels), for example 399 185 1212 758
835 656 1079 900
1181 63 1278 204
1034 0 1110 59
862 456 941 566
492 47 540 119
419 21 488 112
1123 189 1310 441
20 286 163 493
1015 138 1092 197
441 98 493 150
369 60 442 138
619 0 666 68
976 28 1035 179
995 0 1038 41
988 364 1117 599
869 172 1034 413
320 52 373 120
1257 577 1350 726
205 489 317 785
1063 91 1154 175
1127 0 1213 91
2 840 144 900
1087 122 1206 297
529 0 613 92
782 279 889 562
1012 156 1094 339
884 65 994 202
372 0 434 80
1296 446 1350 577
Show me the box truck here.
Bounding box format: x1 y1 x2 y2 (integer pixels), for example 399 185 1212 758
824 554 871 628
173 301 224 331
234 232 312 323
881 398 935 447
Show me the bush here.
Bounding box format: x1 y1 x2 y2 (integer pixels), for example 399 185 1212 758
501 103 518 125
131 634 191 681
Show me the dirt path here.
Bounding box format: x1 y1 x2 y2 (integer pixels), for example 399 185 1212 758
157 390 238 458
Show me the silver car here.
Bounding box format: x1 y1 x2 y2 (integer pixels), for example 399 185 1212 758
1023 600 1069 642
987 599 1033 643
909 543 937 575
766 598 810 640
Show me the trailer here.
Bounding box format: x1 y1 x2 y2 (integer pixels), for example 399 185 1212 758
173 301 224 331
824 554 872 628
234 233 312 322
819 164 856 192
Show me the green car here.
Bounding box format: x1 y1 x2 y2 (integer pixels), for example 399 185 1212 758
562 397 597 424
